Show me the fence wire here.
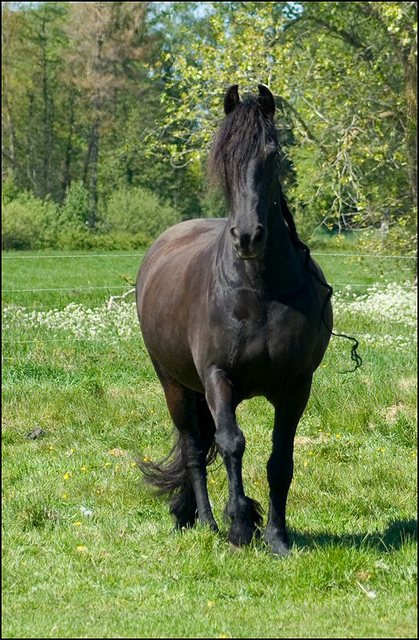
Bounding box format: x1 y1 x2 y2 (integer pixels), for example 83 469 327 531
2 281 416 294
3 250 415 294
2 251 417 260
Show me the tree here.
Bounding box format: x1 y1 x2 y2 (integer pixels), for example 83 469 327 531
149 1 417 242
2 2 416 250
63 1 154 227
2 2 70 200
2 2 164 221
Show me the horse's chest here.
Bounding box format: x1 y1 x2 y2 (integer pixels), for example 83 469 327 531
221 294 313 373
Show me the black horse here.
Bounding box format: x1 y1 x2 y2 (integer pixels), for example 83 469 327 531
136 84 332 555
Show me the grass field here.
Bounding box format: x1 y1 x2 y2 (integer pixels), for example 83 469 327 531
2 234 417 639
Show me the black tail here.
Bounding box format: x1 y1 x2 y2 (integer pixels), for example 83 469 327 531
137 436 187 496
137 432 217 528
137 433 217 497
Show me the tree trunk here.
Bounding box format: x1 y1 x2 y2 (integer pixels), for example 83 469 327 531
2 81 17 173
60 91 76 201
83 115 100 229
26 93 37 192
40 11 54 199
88 119 100 229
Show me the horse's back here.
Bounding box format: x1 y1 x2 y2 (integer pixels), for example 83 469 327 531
137 218 224 300
138 218 223 282
146 218 224 250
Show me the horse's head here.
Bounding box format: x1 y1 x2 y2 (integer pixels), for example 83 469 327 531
209 84 279 260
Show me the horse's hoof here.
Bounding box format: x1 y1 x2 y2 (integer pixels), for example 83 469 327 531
264 529 291 557
270 540 291 557
228 523 255 547
203 519 219 533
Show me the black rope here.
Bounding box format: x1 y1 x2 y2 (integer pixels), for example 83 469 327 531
306 261 362 373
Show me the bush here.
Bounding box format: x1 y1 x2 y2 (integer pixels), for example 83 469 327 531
2 192 60 250
200 185 227 218
2 176 21 205
357 211 417 257
56 229 149 251
60 181 90 230
2 184 182 251
102 186 182 242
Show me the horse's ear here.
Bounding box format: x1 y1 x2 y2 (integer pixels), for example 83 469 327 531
224 84 240 115
257 84 275 120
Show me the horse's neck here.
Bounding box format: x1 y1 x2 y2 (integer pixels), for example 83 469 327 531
265 201 305 291
218 208 305 295
261 177 304 287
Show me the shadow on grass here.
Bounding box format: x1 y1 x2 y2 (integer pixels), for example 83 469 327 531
290 519 417 553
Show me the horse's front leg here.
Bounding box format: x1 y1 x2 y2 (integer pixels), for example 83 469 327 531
265 375 313 556
204 367 262 546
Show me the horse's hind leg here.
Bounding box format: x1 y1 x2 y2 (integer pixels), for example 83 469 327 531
170 392 218 531
153 364 218 531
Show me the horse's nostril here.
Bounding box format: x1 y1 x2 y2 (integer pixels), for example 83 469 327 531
254 224 265 243
230 224 265 258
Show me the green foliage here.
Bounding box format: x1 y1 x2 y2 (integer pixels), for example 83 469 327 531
102 186 182 241
1 184 175 251
357 209 418 257
2 192 60 250
2 2 417 254
1 176 21 204
150 1 417 250
60 181 90 230
199 183 228 219
56 228 149 251
2 2 71 201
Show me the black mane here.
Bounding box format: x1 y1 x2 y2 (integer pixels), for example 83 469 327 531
208 96 278 199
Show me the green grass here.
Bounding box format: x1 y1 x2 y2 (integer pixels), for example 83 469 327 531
2 237 416 309
1 249 143 308
2 240 417 638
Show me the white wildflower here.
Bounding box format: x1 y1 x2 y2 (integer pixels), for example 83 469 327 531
333 282 416 328
2 282 416 350
2 300 139 341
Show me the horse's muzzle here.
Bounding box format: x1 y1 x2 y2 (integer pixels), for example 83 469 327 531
230 224 266 260
235 250 261 260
